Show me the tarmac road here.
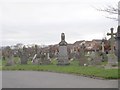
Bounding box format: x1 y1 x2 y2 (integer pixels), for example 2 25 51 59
2 71 118 88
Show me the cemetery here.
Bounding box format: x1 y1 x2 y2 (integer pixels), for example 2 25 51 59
1 0 120 88
1 28 120 79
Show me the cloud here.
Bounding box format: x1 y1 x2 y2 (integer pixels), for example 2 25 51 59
0 0 118 46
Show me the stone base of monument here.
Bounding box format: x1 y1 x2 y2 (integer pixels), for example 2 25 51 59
104 54 118 69
107 54 118 65
57 46 70 65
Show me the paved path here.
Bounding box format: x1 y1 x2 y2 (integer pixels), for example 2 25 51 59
2 71 118 88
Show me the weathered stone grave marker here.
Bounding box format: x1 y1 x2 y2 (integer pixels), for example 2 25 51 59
40 52 51 65
88 51 101 66
57 33 69 65
18 46 29 64
32 45 41 65
5 46 14 66
79 44 87 66
105 28 118 69
101 39 108 62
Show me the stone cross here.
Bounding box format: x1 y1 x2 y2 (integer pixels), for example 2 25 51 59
107 28 117 54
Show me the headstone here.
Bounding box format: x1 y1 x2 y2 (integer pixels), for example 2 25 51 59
32 54 40 65
88 51 101 66
79 44 87 66
41 52 51 65
101 52 108 62
5 46 14 66
85 51 91 65
101 39 108 62
18 46 28 64
57 33 69 65
32 45 41 65
47 52 51 61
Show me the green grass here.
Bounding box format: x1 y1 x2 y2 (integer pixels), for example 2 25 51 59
2 58 119 79
0 66 2 70
0 59 2 70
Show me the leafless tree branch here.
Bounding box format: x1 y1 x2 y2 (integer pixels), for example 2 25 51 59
95 5 119 21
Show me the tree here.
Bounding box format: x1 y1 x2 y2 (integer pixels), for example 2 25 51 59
96 4 120 21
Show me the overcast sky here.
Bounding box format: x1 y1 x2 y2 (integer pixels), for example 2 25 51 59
0 0 119 46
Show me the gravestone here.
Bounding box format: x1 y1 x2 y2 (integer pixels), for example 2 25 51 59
85 51 91 65
40 52 51 65
79 44 87 66
47 52 51 61
101 39 108 62
101 53 108 62
105 28 118 69
57 33 69 65
32 54 40 65
88 51 101 66
5 46 14 66
32 45 41 65
18 46 28 64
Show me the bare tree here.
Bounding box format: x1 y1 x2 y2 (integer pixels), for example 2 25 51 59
96 4 120 21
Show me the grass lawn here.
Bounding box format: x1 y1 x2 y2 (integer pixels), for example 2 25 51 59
0 66 2 70
0 59 2 70
2 58 120 79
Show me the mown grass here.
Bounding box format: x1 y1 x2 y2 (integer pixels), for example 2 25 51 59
0 59 2 70
2 58 119 79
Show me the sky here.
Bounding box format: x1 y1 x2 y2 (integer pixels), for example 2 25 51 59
0 0 119 46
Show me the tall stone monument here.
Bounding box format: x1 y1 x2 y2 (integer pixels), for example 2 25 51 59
107 28 117 54
57 33 69 65
105 28 118 68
